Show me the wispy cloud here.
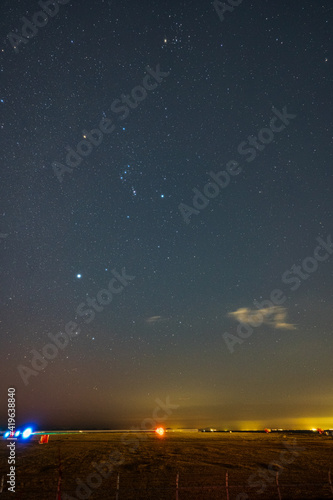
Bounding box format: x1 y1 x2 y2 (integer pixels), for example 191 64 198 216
145 315 168 324
228 306 296 330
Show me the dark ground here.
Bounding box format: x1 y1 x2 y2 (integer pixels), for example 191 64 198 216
0 431 332 499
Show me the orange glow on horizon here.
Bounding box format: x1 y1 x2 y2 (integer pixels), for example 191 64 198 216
234 417 333 431
155 427 165 436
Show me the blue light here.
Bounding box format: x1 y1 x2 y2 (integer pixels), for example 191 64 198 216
161 194 165 198
76 274 82 279
4 431 10 438
22 428 33 439
14 431 20 437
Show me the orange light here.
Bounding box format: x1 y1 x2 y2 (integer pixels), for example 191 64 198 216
39 434 49 444
155 427 165 437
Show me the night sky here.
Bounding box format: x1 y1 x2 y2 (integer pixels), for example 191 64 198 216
1 0 332 431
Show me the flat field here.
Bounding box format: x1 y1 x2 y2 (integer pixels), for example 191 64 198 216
0 431 332 499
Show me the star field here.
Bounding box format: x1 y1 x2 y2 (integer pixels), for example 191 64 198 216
0 0 332 430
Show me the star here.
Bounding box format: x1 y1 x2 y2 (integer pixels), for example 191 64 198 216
76 274 82 279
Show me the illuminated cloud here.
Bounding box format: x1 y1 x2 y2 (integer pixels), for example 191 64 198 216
228 306 296 330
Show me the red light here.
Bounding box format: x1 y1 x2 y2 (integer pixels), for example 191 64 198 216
155 427 165 437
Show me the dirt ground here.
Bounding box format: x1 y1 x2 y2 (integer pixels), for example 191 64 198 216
0 431 332 499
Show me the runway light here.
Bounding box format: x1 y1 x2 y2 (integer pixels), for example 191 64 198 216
22 428 33 439
155 427 165 437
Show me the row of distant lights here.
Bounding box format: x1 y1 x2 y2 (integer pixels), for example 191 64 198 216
4 428 33 439
3 428 165 438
